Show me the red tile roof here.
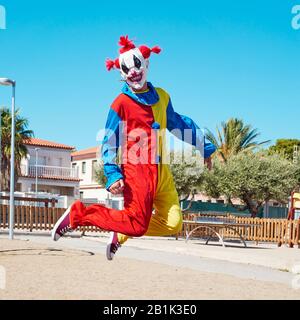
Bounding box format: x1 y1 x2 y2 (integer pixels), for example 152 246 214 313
24 138 75 150
71 146 100 161
71 146 99 157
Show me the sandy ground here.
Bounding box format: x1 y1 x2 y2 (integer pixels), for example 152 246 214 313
0 233 300 300
87 233 300 272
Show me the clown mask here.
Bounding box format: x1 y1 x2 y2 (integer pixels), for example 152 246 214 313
119 48 149 90
106 35 161 90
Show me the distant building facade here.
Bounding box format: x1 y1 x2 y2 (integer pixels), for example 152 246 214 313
71 146 107 203
71 146 123 208
18 138 80 206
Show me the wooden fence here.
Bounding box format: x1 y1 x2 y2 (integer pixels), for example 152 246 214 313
0 205 299 246
0 205 102 233
179 213 300 247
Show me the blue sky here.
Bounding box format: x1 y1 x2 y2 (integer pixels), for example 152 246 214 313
0 0 299 150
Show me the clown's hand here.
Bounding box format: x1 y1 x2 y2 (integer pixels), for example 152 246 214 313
204 157 212 171
109 179 125 195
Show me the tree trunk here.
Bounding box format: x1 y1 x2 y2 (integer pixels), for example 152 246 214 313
228 197 248 212
0 156 20 192
243 197 264 218
180 193 195 212
243 197 257 218
228 196 261 218
1 157 10 191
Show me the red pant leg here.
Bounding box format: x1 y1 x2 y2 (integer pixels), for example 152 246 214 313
70 163 157 237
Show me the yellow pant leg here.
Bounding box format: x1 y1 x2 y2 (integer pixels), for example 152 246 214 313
118 193 181 244
117 233 129 245
146 190 182 236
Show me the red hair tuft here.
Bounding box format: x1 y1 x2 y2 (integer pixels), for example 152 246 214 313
105 59 115 71
151 46 161 54
118 35 135 54
139 45 161 59
105 58 120 71
139 45 151 59
114 58 120 69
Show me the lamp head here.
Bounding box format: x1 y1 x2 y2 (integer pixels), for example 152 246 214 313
0 78 15 86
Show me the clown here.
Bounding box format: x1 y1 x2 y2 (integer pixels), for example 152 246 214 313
51 35 216 260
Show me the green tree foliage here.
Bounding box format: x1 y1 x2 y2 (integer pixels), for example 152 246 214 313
294 155 300 188
206 118 270 162
201 151 298 217
170 150 204 210
94 163 106 187
269 139 300 160
0 107 34 191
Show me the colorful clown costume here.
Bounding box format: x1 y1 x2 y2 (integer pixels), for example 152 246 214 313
64 82 215 242
51 35 216 258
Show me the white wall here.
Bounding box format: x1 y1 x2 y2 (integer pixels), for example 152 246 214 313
18 177 79 196
25 145 72 168
73 157 99 185
80 188 108 201
19 145 79 203
72 157 110 202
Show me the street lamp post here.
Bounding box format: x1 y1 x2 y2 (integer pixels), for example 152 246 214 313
34 147 40 197
0 107 2 194
0 78 16 240
0 108 2 224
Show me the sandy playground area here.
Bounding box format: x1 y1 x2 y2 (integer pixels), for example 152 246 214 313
0 232 300 300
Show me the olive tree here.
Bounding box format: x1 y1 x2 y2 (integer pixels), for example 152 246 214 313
201 151 298 217
170 150 204 211
94 163 106 187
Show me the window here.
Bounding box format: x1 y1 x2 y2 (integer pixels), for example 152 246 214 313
217 199 225 204
92 160 98 182
30 155 46 166
82 162 86 174
72 163 77 169
80 192 84 200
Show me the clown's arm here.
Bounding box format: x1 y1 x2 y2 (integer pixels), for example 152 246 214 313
101 107 124 191
166 98 216 158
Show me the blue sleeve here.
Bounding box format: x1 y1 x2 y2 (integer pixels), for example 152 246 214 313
101 108 124 190
166 98 216 158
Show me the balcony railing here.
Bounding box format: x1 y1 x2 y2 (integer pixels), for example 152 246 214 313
21 164 79 179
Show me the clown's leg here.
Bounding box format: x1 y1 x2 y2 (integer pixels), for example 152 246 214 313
117 165 182 244
145 163 182 237
53 163 157 239
146 189 182 236
117 189 181 245
117 233 130 245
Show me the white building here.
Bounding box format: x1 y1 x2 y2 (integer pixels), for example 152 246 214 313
18 138 80 206
71 146 123 209
71 146 107 202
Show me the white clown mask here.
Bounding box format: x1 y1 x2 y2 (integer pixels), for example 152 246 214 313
105 35 161 90
119 48 149 90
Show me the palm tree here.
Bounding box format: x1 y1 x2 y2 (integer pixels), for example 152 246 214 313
206 118 270 162
1 107 34 191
